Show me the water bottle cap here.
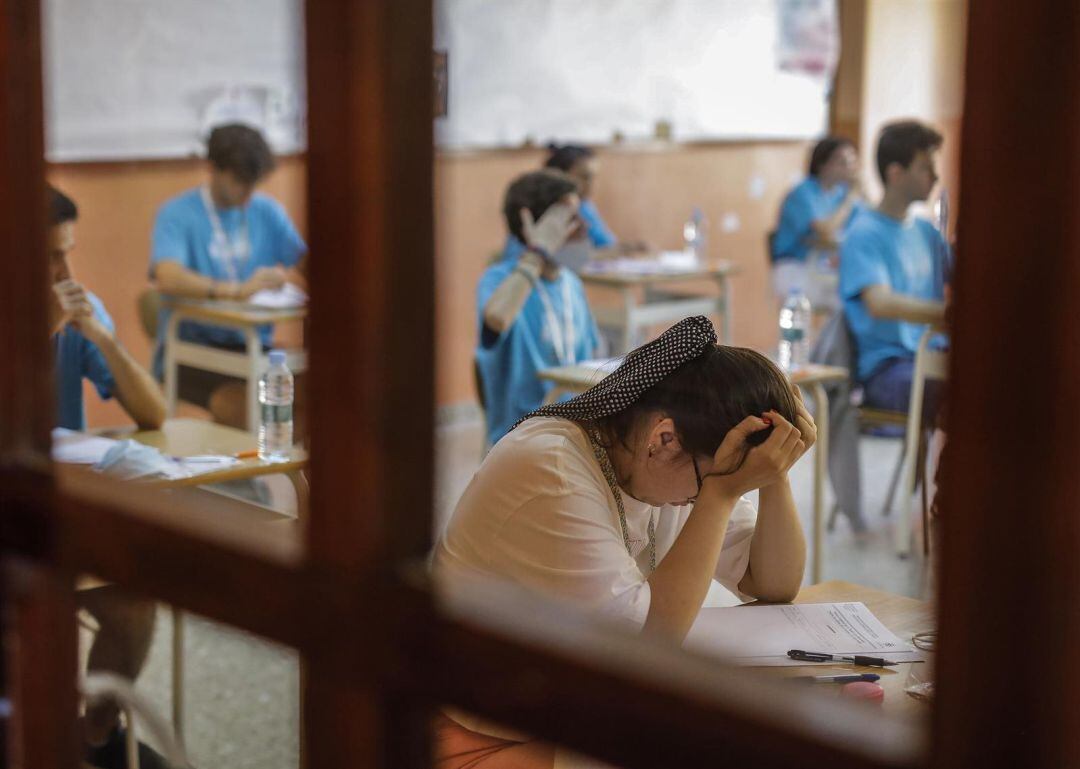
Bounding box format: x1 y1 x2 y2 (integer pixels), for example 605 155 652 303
269 350 287 367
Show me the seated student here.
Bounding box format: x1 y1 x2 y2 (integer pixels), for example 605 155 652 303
436 317 813 769
150 123 308 428
771 135 863 309
499 144 645 265
46 186 167 769
840 120 948 413
477 170 602 447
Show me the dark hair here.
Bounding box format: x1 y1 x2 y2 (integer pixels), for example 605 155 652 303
544 144 593 173
206 123 276 185
502 170 579 244
47 185 78 225
808 135 854 177
875 120 943 184
595 345 799 466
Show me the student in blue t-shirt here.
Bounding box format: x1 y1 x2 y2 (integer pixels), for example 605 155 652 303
477 171 602 447
47 187 166 432
46 186 167 767
498 144 648 266
771 135 863 309
840 120 948 413
150 123 308 427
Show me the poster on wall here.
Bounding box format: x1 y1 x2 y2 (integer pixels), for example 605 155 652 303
435 0 838 150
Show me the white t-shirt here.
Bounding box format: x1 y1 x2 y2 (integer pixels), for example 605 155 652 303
434 416 758 631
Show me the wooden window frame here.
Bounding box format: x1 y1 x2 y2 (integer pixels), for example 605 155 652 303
2 1 1079 768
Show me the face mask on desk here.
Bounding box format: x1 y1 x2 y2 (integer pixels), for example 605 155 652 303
550 239 592 273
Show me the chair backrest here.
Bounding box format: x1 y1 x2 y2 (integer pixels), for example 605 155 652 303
136 288 162 341
766 229 778 264
809 309 858 382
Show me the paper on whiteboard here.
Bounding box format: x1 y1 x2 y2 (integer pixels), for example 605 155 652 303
249 283 307 309
685 602 924 666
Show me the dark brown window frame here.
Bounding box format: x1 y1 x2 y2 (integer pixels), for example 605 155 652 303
3 1 1079 768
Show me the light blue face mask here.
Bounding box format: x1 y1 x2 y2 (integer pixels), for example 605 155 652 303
550 239 592 273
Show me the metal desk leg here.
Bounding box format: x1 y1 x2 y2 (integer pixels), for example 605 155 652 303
172 607 185 748
620 287 635 354
245 328 262 434
287 468 310 521
164 313 181 417
808 382 829 584
716 274 733 344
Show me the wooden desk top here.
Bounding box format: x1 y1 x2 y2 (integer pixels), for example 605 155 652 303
162 295 307 326
778 580 934 719
97 418 307 487
538 360 849 391
579 259 741 287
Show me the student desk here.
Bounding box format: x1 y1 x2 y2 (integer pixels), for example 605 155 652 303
777 580 933 720
537 361 849 583
580 260 740 352
63 417 306 747
161 296 308 434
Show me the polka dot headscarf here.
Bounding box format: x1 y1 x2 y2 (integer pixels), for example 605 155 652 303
512 315 718 430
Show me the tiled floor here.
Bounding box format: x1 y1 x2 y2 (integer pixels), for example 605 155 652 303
132 417 931 769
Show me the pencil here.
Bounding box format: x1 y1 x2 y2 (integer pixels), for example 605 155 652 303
235 449 259 459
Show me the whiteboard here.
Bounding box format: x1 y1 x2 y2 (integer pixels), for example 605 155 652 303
43 0 306 162
435 0 837 149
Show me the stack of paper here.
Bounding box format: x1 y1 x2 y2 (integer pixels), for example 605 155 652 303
249 282 308 309
51 428 119 464
685 602 924 666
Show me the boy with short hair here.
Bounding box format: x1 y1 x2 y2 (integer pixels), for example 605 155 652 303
840 120 948 411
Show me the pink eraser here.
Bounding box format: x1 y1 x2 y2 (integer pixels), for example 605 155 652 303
841 681 885 704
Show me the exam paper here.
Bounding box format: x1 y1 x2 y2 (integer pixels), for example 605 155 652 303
685 602 924 666
51 428 120 464
249 282 308 309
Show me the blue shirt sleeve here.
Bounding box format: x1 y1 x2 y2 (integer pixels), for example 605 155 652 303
81 296 116 400
150 202 191 274
772 185 814 262
261 197 307 267
579 200 616 248
839 228 890 302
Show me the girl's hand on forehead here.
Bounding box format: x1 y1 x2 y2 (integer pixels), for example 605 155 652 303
704 410 806 497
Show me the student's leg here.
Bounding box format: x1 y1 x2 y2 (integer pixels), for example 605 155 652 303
863 358 944 424
77 587 157 746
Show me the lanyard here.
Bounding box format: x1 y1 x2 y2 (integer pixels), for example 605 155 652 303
530 275 576 366
201 186 250 283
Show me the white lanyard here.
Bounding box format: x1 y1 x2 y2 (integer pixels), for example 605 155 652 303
530 275 576 366
201 186 250 283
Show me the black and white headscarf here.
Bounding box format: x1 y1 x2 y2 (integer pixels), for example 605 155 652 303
512 315 718 430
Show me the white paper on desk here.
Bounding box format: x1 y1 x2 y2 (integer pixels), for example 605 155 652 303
685 602 924 666
51 428 120 464
177 455 240 474
582 258 690 276
248 282 308 309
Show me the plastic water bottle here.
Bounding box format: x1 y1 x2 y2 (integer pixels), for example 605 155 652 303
778 288 812 372
258 350 294 462
682 207 707 262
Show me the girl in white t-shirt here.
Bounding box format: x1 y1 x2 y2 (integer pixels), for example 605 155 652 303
434 316 814 769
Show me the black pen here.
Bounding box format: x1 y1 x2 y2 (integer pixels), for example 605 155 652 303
787 649 898 667
792 673 881 684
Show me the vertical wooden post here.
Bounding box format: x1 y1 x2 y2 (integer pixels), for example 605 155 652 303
303 1 434 767
934 2 1080 767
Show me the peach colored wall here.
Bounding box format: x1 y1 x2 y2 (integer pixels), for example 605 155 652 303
435 142 813 407
48 157 307 428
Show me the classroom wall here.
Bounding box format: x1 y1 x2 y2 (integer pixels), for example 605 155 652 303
859 0 968 217
48 157 307 427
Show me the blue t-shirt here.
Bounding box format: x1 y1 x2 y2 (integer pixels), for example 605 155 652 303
476 258 601 447
840 209 947 381
771 177 857 264
499 198 617 263
55 292 116 430
149 187 307 377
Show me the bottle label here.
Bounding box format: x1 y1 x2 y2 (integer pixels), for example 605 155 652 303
262 403 293 424
780 327 805 343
